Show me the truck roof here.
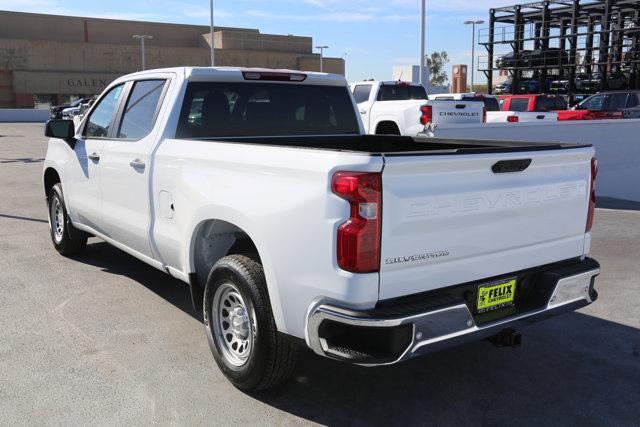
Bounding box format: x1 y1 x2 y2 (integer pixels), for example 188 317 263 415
114 66 347 87
350 80 423 87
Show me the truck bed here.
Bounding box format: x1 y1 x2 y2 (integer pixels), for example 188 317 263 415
202 135 588 155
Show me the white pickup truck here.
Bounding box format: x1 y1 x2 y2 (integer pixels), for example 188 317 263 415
43 67 600 391
350 80 485 135
430 92 558 123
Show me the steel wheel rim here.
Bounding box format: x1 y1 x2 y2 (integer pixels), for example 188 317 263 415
212 282 255 367
51 196 64 243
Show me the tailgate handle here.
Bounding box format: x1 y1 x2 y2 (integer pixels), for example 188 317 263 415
455 104 466 109
492 159 532 174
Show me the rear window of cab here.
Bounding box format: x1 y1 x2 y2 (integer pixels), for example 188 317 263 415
176 82 361 138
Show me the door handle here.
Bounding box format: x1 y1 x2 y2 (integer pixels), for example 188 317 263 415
129 159 146 170
88 152 100 162
359 110 367 115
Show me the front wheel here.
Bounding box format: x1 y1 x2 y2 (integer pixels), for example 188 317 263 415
48 183 88 256
203 255 298 391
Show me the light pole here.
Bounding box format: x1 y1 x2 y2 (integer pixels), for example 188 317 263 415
420 0 426 88
463 20 484 92
209 0 215 66
315 45 329 72
132 34 153 70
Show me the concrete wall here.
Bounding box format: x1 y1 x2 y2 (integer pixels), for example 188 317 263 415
430 119 640 203
12 71 124 95
0 38 344 106
0 38 345 75
204 30 312 54
0 11 345 108
0 10 245 47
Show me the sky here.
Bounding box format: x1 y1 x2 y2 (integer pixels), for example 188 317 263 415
0 0 521 83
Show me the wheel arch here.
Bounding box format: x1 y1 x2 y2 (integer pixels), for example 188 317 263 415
374 120 401 135
185 215 285 332
189 218 262 290
43 167 61 199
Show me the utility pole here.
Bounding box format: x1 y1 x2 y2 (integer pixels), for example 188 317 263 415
316 45 329 72
132 35 153 70
210 0 215 66
420 0 426 88
463 20 485 92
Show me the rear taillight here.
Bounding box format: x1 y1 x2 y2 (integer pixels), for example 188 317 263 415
420 105 433 125
507 115 519 123
332 172 382 273
483 106 487 123
586 158 598 232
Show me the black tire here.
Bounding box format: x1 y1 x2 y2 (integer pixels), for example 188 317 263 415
48 183 88 256
203 255 297 391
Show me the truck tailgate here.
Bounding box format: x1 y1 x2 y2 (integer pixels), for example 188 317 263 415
379 146 593 300
430 100 485 124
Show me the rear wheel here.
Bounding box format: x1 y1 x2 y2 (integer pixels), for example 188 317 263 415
203 255 297 391
48 183 88 255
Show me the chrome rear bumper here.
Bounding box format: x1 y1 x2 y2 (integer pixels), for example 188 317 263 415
306 260 599 366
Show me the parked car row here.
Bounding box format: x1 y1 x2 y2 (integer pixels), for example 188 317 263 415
49 97 95 120
496 48 569 69
496 90 640 121
496 70 634 95
550 72 630 94
348 80 640 134
496 47 638 71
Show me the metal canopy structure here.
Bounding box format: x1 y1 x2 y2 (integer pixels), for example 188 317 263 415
478 0 640 100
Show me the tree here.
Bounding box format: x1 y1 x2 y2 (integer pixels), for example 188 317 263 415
471 84 488 94
426 51 450 86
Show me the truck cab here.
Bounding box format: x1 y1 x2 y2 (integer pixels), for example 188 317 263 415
498 94 568 112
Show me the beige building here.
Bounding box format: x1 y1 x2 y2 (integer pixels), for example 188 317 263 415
0 10 345 108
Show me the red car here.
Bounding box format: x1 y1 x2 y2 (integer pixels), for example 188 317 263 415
557 110 624 121
498 94 568 112
557 91 638 121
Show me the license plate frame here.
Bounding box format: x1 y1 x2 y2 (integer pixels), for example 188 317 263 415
476 278 517 313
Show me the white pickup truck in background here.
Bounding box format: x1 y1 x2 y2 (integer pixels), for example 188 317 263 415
43 67 600 392
430 92 558 123
350 80 485 135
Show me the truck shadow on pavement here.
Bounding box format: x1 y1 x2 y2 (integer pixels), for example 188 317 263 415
74 240 201 322
73 240 640 426
259 315 640 426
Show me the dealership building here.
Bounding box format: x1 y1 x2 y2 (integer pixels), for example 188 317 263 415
0 10 345 109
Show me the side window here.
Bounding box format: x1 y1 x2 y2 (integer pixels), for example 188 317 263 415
353 85 372 104
408 85 428 100
84 84 124 138
509 98 529 112
606 93 628 110
581 95 604 111
536 97 555 111
118 80 167 139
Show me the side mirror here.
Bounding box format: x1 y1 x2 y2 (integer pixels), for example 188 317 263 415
45 119 76 140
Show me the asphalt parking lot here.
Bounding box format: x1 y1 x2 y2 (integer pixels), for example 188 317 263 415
1 122 639 425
